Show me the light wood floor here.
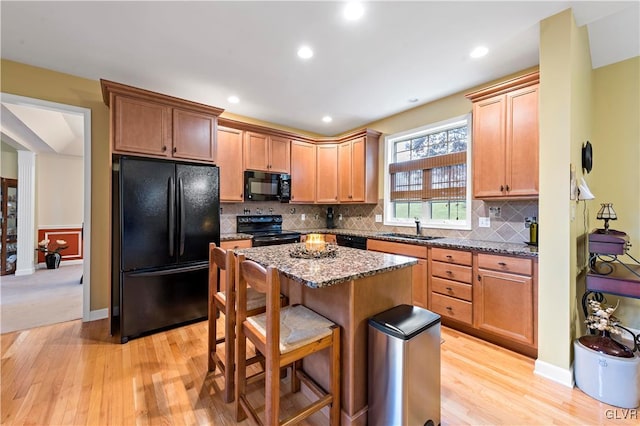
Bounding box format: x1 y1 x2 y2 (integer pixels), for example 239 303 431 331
1 318 635 425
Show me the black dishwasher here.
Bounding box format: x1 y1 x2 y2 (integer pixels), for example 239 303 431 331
336 234 368 250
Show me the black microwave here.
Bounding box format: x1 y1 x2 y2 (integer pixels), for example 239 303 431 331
244 171 291 202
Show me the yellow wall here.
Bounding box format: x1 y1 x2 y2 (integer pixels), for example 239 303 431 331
591 56 640 325
1 142 18 178
538 9 592 372
1 59 110 311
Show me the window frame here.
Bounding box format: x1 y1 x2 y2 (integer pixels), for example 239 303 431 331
383 113 472 230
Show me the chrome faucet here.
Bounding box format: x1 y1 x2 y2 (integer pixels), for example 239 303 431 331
414 217 421 236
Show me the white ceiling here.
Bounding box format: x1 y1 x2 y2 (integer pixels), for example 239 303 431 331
1 1 639 142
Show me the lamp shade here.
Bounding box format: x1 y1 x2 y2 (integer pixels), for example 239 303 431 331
596 203 617 220
596 203 617 233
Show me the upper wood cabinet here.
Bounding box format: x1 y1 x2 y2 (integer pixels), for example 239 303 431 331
337 132 379 203
217 126 244 202
101 80 223 163
466 72 539 199
290 140 316 203
244 132 290 173
172 109 217 162
316 144 339 203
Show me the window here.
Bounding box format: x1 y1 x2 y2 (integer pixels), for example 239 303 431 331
384 114 471 230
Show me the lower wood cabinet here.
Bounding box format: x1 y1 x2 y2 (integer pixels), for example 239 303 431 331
427 246 537 357
474 253 535 346
428 247 473 324
366 239 428 308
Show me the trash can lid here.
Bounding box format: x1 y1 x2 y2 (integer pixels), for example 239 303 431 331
368 304 441 340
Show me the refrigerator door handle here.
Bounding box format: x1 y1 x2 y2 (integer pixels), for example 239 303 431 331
128 262 209 277
179 177 186 256
168 176 175 257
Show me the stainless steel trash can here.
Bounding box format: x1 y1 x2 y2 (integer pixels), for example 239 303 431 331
368 304 441 426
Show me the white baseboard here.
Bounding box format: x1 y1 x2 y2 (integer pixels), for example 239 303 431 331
15 267 36 276
534 359 574 388
88 308 108 321
37 259 84 268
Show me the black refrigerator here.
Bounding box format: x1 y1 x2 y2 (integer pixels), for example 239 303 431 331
112 156 220 343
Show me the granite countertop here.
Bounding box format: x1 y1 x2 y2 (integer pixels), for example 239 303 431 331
221 228 538 258
234 243 417 289
220 233 253 241
295 228 538 258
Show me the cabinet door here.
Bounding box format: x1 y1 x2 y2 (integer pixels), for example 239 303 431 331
350 137 366 202
337 141 353 202
506 85 539 197
114 96 171 156
474 268 534 345
217 126 244 202
472 95 506 198
172 109 216 162
316 144 338 203
244 132 270 171
269 135 291 173
412 259 428 308
290 140 316 203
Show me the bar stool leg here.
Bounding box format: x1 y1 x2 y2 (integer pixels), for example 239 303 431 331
330 326 341 426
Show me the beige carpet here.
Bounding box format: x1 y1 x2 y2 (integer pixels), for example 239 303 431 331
0 263 83 333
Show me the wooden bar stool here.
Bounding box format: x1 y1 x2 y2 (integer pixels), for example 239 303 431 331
208 243 270 403
235 253 341 425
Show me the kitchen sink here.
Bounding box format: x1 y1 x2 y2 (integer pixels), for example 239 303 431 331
378 232 443 241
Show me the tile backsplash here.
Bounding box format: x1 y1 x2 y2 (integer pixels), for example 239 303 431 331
221 199 538 244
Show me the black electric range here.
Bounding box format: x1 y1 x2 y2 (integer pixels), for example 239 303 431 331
237 215 301 247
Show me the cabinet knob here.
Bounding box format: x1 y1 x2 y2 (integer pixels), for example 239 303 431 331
162 146 167 152
500 185 504 192
505 185 510 191
173 147 177 153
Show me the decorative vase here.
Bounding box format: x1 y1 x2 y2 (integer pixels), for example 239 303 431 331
574 338 640 408
45 252 61 269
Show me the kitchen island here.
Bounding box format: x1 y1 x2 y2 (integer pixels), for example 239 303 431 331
234 243 417 426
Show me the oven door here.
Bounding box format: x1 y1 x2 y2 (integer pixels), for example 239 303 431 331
252 234 301 247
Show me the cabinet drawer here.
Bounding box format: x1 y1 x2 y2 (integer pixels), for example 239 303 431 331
220 239 252 250
431 261 472 283
430 247 472 266
431 293 472 324
367 239 428 259
477 253 531 276
431 277 472 301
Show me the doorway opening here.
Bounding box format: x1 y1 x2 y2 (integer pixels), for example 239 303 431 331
0 93 92 326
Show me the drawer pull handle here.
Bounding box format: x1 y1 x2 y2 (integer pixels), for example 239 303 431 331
446 306 453 311
498 262 507 266
446 255 453 260
446 270 453 275
446 287 453 291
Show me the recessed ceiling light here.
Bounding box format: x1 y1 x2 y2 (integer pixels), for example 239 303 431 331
470 46 489 58
408 98 419 103
297 46 314 59
322 116 333 123
227 95 239 104
344 2 364 21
